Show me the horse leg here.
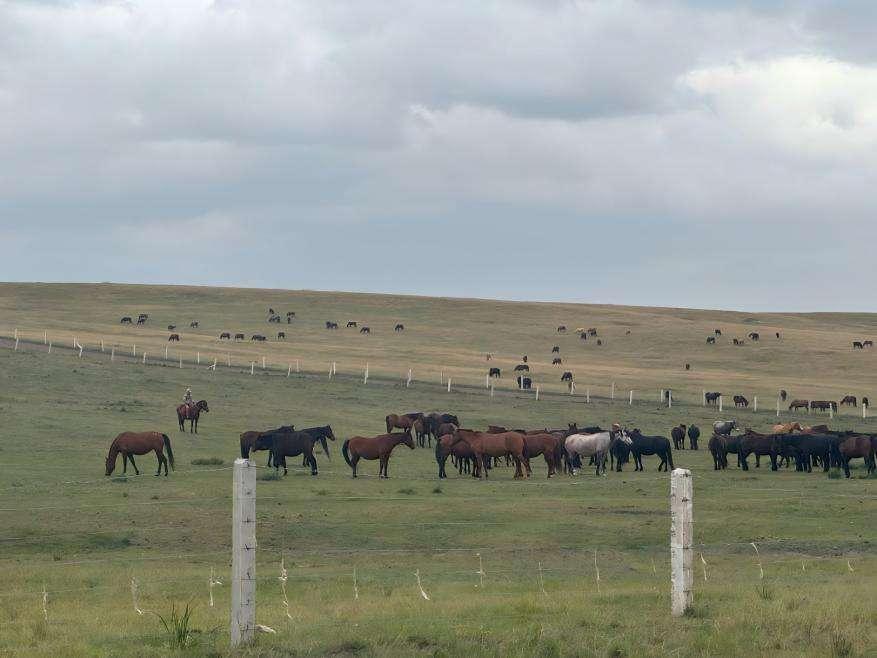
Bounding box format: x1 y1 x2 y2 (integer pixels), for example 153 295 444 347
379 455 388 478
122 453 128 474
351 454 359 478
178 412 184 432
153 450 163 476
129 454 140 476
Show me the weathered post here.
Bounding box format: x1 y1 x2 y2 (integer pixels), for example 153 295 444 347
165 345 169 360
48 341 53 354
43 331 47 345
110 346 114 361
753 396 758 413
230 458 256 648
776 397 780 418
668 390 672 408
629 390 634 405
447 378 452 393
586 388 590 404
670 468 693 617
535 385 540 401
142 352 146 365
718 395 723 413
611 382 615 400
287 364 292 378
250 362 255 376
198 352 201 366
363 363 369 385
407 368 413 388
702 390 706 406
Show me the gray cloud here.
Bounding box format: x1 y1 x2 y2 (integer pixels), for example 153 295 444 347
1 0 876 310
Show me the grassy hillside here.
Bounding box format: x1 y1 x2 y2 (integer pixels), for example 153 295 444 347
0 283 874 656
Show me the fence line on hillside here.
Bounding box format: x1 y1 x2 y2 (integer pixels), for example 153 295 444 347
3 332 871 423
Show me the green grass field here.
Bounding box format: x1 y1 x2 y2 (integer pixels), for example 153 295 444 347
0 283 875 657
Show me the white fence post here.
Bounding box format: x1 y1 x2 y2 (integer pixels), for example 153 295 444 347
407 368 413 388
262 356 266 370
14 337 19 351
718 395 723 413
132 344 136 358
110 346 114 361
668 390 672 409
629 390 634 405
179 356 183 369
753 396 758 413
165 345 169 360
586 388 590 404
364 363 369 385
287 364 292 378
535 385 540 401
440 369 444 386
485 374 490 389
43 331 47 345
48 341 53 354
490 382 495 398
776 397 780 418
611 382 615 399
829 404 834 419
660 389 664 403
570 381 576 395
227 353 231 367
100 339 104 353
863 404 867 420
142 352 146 365
447 377 452 393
13 328 17 340
295 360 300 373
250 362 255 376
702 390 706 406
198 352 201 366
230 458 256 648
332 361 336 376
670 468 693 617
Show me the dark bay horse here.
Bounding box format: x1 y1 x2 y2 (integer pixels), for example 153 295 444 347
445 429 529 479
738 430 780 471
342 429 415 478
297 425 336 466
105 431 174 477
176 400 209 433
240 425 294 463
435 433 476 478
263 428 320 476
831 434 875 477
627 430 674 472
385 413 416 434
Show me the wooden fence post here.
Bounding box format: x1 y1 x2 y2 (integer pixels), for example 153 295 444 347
250 362 254 376
198 352 201 366
230 458 256 648
227 353 231 367
535 385 540 401
48 341 53 354
179 355 183 369
44 331 47 345
670 468 693 617
165 345 169 360
447 378 452 393
407 368 412 388
753 396 758 413
718 395 723 413
668 390 672 409
110 346 114 361
586 388 590 404
776 397 780 417
629 390 634 405
702 390 706 406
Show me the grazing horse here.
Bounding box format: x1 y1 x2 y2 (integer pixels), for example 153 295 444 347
831 435 875 477
580 332 588 341
168 333 180 342
627 430 674 472
251 334 266 341
240 425 294 463
176 400 209 433
714 329 722 336
435 433 476 478
552 358 562 365
733 395 749 408
713 420 738 435
788 399 809 412
121 316 132 324
326 321 339 330
687 425 700 450
219 332 231 340
105 431 174 477
810 400 837 413
424 413 461 440
739 430 780 470
294 425 336 466
343 429 415 478
445 429 529 479
840 395 857 407
671 424 686 450
557 325 567 333
748 332 760 341
564 429 629 476
561 371 573 382
263 428 320 476
489 367 501 378
706 336 716 344
167 324 176 331
864 340 874 348
190 321 199 328
551 346 560 353
705 392 721 405
360 326 371 334
514 364 529 372
394 324 404 332
516 376 532 389
412 417 430 448
346 321 357 328
853 341 864 349
234 333 245 341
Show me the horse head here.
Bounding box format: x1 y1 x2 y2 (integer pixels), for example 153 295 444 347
324 425 337 441
105 455 116 476
198 400 210 412
402 427 415 449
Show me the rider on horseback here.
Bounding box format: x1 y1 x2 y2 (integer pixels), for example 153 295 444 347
183 387 193 410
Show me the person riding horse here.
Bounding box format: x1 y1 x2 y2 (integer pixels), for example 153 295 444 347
183 387 193 411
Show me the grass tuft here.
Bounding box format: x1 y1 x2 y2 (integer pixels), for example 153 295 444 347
258 471 282 482
191 457 223 466
156 603 194 650
830 629 853 658
432 486 443 494
397 487 416 495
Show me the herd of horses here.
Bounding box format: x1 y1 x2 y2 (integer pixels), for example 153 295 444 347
708 420 876 477
103 398 875 481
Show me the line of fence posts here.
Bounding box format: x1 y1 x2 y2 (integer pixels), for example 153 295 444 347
226 460 695 648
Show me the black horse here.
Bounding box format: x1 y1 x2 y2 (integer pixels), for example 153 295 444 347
687 425 700 450
628 430 674 472
297 425 337 466
262 428 320 476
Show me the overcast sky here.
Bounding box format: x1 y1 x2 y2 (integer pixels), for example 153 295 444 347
2 1 876 311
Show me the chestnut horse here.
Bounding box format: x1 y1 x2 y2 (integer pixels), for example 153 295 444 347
342 429 415 478
446 429 529 479
385 413 416 434
522 432 562 477
176 400 209 433
105 431 174 477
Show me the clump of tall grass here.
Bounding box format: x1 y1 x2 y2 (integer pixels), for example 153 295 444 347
157 603 194 650
191 457 223 466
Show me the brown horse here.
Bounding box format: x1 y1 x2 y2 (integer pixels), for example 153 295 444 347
105 431 174 477
522 433 561 477
772 422 803 434
447 429 529 479
342 429 415 478
176 400 209 433
385 413 415 434
435 433 476 478
832 435 875 477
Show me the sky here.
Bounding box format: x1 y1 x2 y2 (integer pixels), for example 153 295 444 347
1 0 876 311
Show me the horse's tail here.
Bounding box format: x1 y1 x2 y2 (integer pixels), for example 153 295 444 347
162 434 175 471
666 441 674 470
342 440 353 468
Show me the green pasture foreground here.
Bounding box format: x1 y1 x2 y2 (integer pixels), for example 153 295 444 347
0 283 875 655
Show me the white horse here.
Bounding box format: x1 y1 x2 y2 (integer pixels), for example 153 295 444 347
564 430 631 476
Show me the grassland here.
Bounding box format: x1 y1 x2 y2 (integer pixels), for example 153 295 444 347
0 283 875 657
